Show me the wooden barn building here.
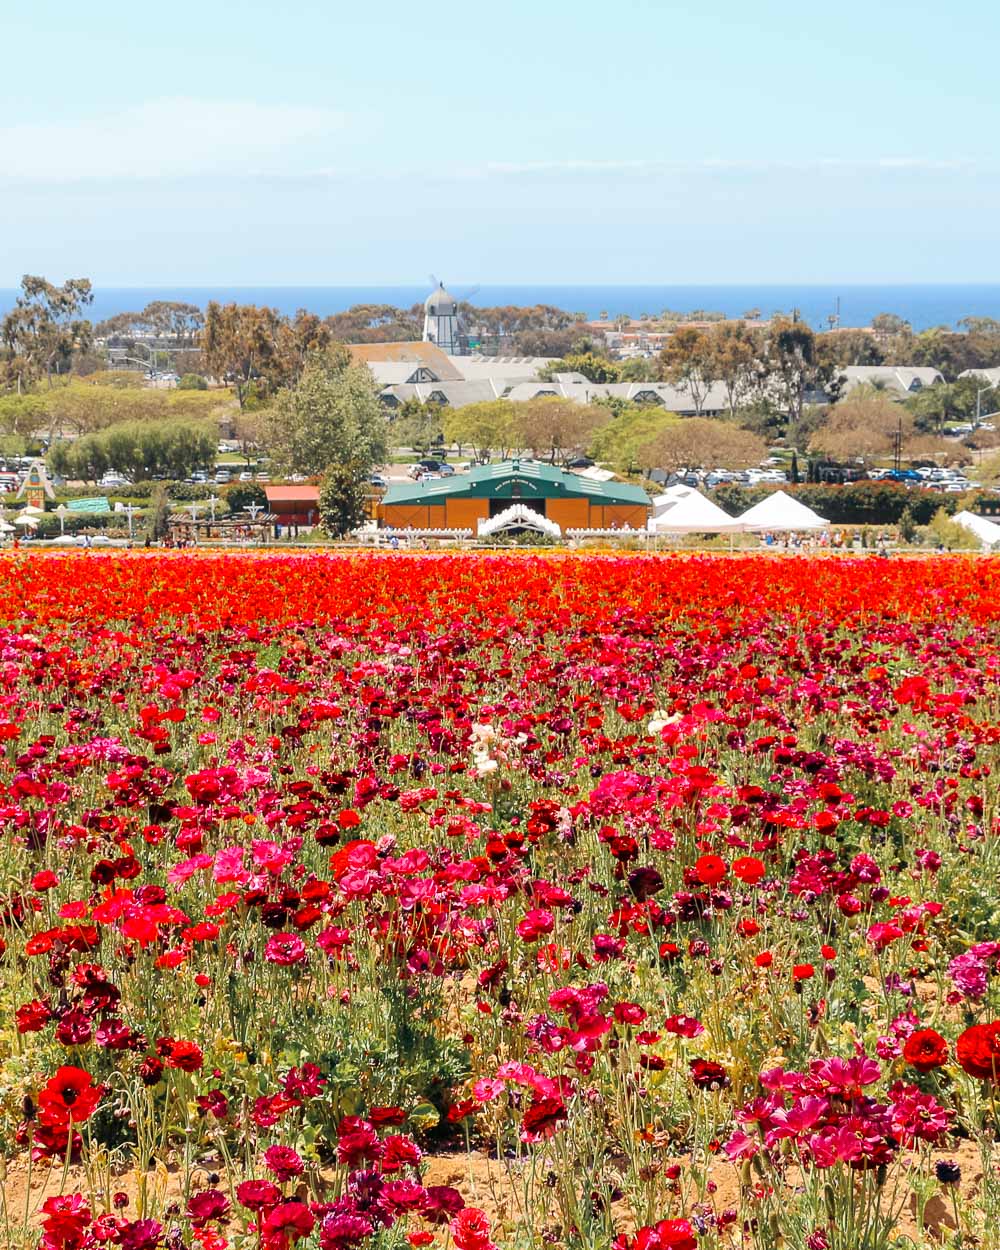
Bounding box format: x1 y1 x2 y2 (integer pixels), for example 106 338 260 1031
264 484 320 532
379 461 650 532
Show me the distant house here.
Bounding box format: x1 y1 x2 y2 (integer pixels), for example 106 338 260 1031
379 377 728 416
348 343 560 406
838 366 944 399
346 342 464 383
354 341 733 415
958 367 1000 386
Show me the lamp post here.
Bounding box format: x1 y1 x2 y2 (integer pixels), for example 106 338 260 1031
123 502 136 540
55 504 68 535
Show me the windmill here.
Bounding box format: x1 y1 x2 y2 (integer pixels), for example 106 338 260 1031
423 276 481 355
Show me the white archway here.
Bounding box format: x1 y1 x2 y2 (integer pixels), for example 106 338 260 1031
478 504 562 539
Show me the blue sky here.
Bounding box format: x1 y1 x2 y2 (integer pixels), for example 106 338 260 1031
1 0 997 285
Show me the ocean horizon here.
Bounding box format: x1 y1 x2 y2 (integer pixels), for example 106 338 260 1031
3 283 1000 333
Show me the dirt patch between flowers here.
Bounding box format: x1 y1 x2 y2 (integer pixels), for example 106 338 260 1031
3 1141 988 1245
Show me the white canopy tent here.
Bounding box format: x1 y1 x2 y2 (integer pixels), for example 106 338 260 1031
737 490 829 532
651 484 697 513
13 514 39 528
648 488 744 534
953 510 1000 549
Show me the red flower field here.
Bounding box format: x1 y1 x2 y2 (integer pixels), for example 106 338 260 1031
1 551 999 1250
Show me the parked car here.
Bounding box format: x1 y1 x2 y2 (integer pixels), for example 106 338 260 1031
369 474 387 488
214 470 232 484
189 471 209 484
567 457 595 469
409 459 451 479
99 472 132 487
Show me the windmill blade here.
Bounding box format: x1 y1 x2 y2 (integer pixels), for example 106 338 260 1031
428 273 439 289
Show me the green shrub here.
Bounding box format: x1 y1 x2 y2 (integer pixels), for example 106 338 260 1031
712 481 956 526
222 482 267 512
30 512 134 538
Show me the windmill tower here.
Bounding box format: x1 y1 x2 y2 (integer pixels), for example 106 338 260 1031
422 281 461 355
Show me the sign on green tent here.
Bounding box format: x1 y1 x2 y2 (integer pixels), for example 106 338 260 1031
67 498 112 514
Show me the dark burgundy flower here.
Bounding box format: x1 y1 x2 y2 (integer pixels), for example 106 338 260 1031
520 1096 568 1142
55 1008 93 1046
689 1059 730 1090
187 1189 230 1226
236 1179 282 1211
627 866 663 901
137 1056 164 1086
423 1185 465 1224
263 1145 304 1181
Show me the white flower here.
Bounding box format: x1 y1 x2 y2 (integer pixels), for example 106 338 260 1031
647 708 680 735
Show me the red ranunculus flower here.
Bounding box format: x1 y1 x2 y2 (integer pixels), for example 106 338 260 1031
694 855 727 886
957 1022 1000 1081
450 1206 496 1250
37 1066 104 1128
158 1037 204 1072
903 1028 949 1072
732 856 765 885
637 1220 698 1250
262 1200 315 1250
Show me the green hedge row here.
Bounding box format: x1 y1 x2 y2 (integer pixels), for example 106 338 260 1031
1 481 224 507
19 513 136 539
711 481 981 525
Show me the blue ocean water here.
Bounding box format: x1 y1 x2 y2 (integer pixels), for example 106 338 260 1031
2 284 1000 332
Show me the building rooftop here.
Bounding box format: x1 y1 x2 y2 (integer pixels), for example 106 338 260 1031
264 485 321 504
382 459 649 507
346 342 464 380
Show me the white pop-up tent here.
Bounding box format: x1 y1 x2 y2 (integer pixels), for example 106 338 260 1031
737 490 828 531
648 488 744 534
953 510 1000 549
650 484 698 519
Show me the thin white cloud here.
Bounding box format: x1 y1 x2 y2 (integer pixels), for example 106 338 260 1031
0 98 346 180
485 156 978 176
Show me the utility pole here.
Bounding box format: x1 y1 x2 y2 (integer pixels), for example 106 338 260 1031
976 382 996 427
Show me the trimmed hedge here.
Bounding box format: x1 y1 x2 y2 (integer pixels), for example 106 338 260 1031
711 481 974 525
26 513 135 539
2 481 219 508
